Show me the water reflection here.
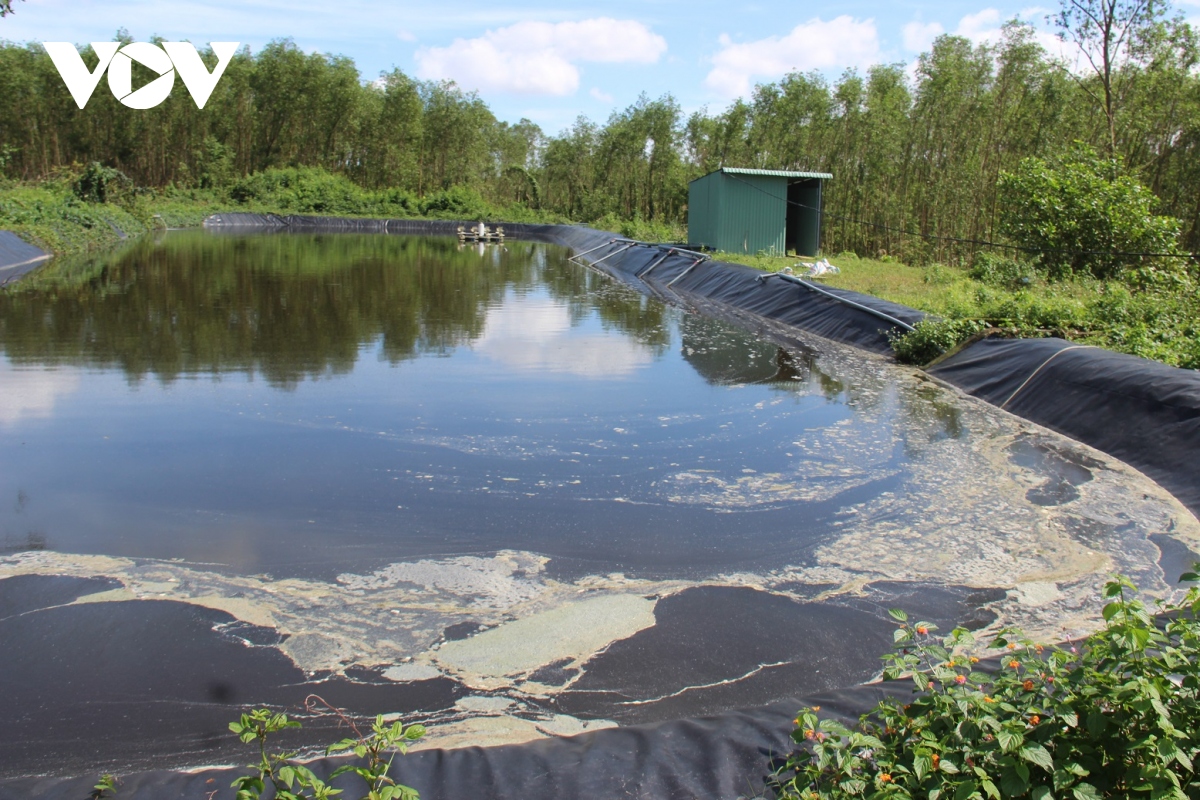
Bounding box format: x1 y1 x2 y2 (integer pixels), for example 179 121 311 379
0 232 668 387
0 360 80 426
473 296 655 378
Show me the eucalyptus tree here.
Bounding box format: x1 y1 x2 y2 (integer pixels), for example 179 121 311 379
1053 0 1166 156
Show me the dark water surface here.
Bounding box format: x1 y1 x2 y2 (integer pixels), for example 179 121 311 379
0 231 1192 779
0 232 890 580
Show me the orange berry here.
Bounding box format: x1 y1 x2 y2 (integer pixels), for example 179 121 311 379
955 674 967 685
1009 660 1020 669
931 754 940 769
1029 715 1040 726
983 696 995 703
916 626 929 635
880 774 893 783
969 656 980 663
1023 680 1035 691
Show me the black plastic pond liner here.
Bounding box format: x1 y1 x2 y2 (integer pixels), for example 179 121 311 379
0 230 50 285
0 680 914 800
928 337 1200 519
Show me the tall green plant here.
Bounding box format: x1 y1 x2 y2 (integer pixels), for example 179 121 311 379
229 704 425 800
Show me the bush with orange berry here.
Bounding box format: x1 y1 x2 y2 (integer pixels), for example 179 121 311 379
773 570 1200 799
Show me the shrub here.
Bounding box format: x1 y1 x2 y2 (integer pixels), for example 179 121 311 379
970 252 1039 289
889 318 986 365
417 185 493 219
230 167 368 215
997 144 1183 282
73 162 131 204
773 570 1200 800
590 212 686 243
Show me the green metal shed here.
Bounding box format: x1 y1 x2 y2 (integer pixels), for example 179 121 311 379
687 168 832 256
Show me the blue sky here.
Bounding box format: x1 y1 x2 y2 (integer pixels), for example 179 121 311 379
3 0 1197 134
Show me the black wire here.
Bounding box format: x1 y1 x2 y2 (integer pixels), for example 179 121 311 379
722 173 1196 261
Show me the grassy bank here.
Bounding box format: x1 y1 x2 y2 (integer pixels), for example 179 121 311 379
4 167 1195 371
716 250 1200 370
0 165 570 260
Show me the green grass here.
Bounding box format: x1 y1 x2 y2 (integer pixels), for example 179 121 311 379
715 250 1200 369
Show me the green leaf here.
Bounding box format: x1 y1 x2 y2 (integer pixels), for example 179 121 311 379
997 729 1024 753
1001 766 1029 797
889 608 909 622
981 778 1000 800
954 781 978 800
915 754 932 782
1020 743 1055 772
840 778 867 794
1072 783 1101 800
1031 788 1053 800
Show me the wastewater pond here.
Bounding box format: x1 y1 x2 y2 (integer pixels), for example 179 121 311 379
0 231 1196 779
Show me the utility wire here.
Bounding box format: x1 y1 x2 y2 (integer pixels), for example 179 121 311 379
722 173 1196 261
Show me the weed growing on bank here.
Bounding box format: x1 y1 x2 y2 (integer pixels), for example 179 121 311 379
228 702 425 800
773 570 1200 800
0 164 573 260
718 251 1200 370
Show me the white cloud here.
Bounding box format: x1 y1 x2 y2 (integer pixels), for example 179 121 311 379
903 9 1067 61
956 8 1005 45
704 16 881 99
397 29 417 43
415 18 666 96
0 360 80 428
590 87 614 104
903 21 944 53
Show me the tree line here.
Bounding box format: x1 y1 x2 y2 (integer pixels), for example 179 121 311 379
2 9 1199 261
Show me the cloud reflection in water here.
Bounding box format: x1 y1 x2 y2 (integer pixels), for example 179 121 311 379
0 359 80 427
473 294 654 379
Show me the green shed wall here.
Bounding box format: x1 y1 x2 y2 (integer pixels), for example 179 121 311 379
688 172 788 255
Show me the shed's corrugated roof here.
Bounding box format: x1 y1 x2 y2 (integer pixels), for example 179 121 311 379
721 167 832 179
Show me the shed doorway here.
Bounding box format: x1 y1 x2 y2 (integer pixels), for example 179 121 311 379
785 178 822 257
